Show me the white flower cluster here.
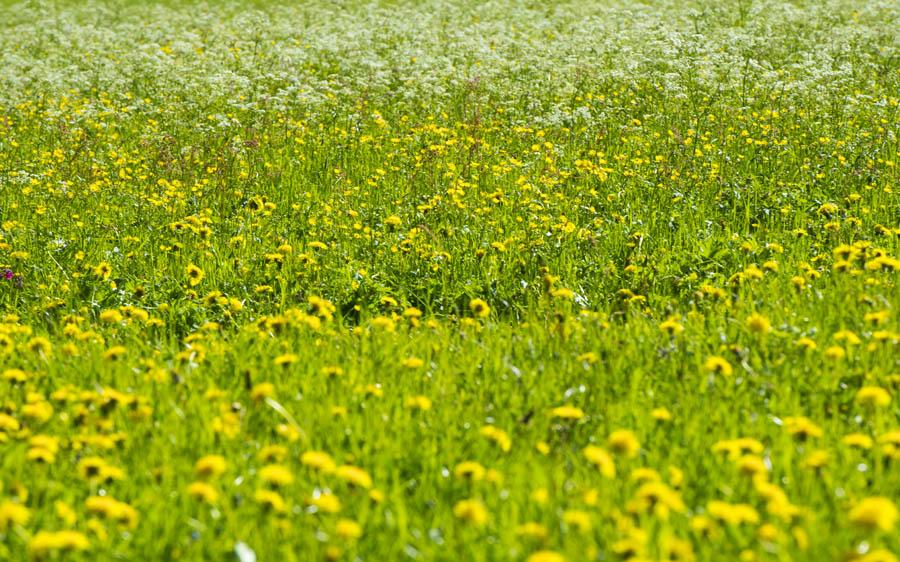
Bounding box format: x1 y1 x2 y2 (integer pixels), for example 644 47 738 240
0 0 896 123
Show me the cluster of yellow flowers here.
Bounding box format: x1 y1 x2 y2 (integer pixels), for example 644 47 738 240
0 1 898 560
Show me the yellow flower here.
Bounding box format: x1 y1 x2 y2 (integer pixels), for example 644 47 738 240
469 298 490 318
651 407 672 421
704 355 733 376
526 551 566 562
583 445 616 478
2 368 27 383
85 496 139 528
99 309 123 323
255 489 288 513
849 497 898 532
745 313 772 334
864 310 890 325
795 336 817 350
54 501 77 526
274 353 298 367
856 386 891 408
707 501 760 525
258 445 289 463
801 449 829 470
784 416 823 440
28 531 90 555
0 501 30 530
607 430 640 458
186 263 205 286
480 425 512 452
842 433 873 449
531 488 549 505
577 351 599 364
307 492 341 514
103 345 127 361
550 287 574 299
335 465 373 489
301 450 336 473
550 405 585 420
858 550 898 562
453 499 489 526
659 317 684 335
186 482 219 503
27 337 52 356
454 461 486 481
321 365 344 378
736 455 768 478
335 518 363 540
195 455 227 479
259 464 294 487
93 261 113 279
515 522 549 541
401 357 424 369
562 509 592 532
308 295 336 320
250 382 275 401
824 345 846 360
77 456 124 482
630 482 686 518
405 395 432 410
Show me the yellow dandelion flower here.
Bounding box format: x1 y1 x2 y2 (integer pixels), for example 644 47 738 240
335 465 373 489
856 386 891 408
259 464 294 487
784 416 823 440
102 345 127 361
453 499 489 526
583 445 616 478
651 407 672 421
849 497 898 532
469 298 490 318
301 450 336 473
480 425 512 452
186 263 205 286
195 455 227 479
550 405 585 420
274 353 298 367
842 433 873 449
745 313 772 334
707 501 760 525
186 482 219 504
250 382 275 401
401 357 424 369
255 489 287 513
562 509 592 532
607 430 640 458
307 492 341 514
454 461 486 481
99 309 123 323
405 395 432 410
335 518 363 540
28 531 90 555
0 501 31 530
515 522 549 541
704 355 733 376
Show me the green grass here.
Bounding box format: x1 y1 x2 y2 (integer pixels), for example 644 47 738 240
0 0 898 560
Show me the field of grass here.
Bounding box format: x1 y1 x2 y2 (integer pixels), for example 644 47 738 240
0 0 899 560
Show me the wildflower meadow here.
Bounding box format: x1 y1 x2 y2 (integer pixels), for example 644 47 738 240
0 1 898 561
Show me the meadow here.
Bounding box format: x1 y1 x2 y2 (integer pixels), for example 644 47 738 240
0 0 898 560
